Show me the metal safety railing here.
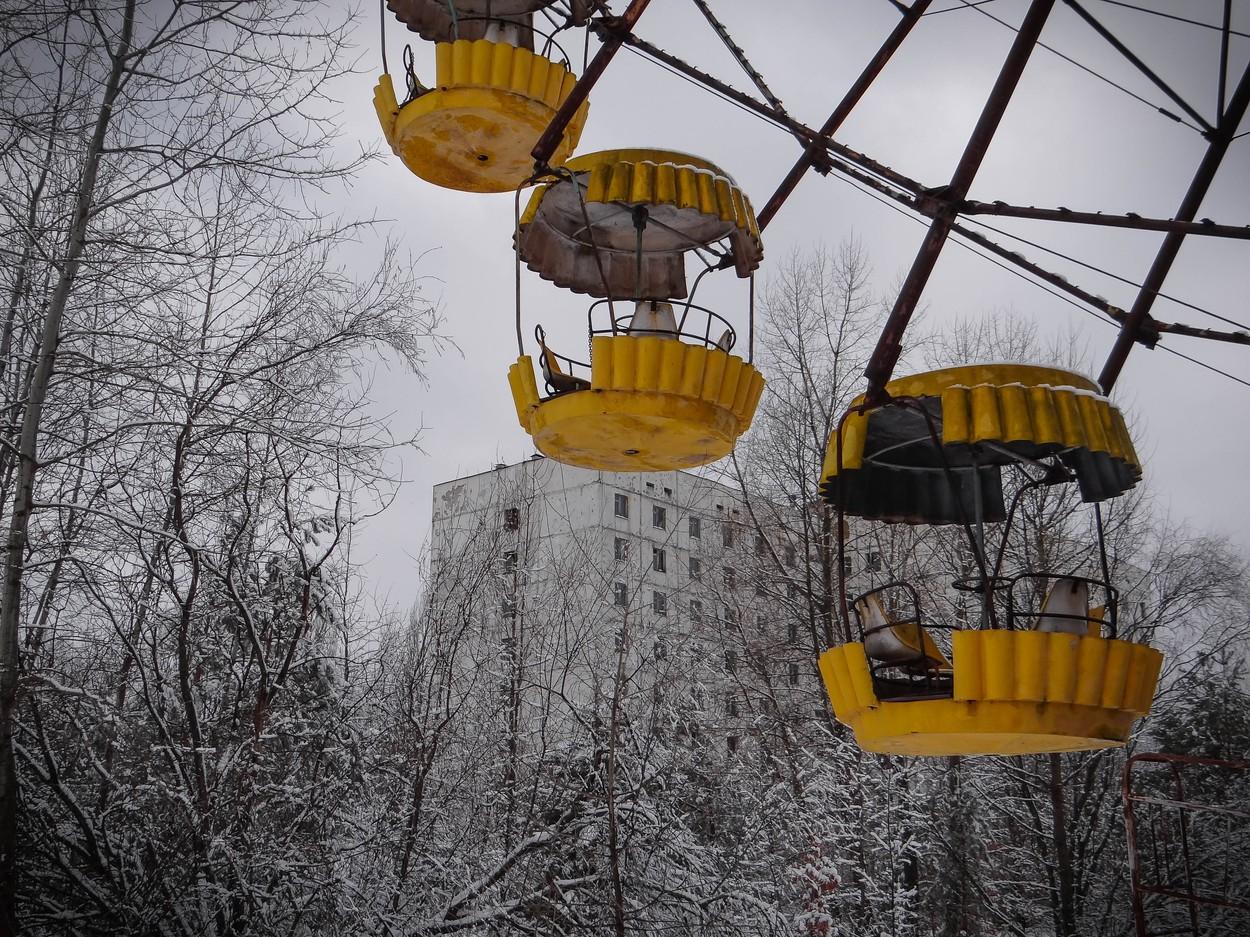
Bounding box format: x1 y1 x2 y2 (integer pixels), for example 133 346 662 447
1124 752 1250 937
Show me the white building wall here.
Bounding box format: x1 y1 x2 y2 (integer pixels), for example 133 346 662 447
428 457 822 752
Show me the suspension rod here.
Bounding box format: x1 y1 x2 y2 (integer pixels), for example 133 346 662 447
864 0 1058 402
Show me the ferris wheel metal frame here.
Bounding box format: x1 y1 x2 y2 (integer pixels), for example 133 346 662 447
527 0 1250 402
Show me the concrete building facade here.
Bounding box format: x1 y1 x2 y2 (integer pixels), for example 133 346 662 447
428 456 826 754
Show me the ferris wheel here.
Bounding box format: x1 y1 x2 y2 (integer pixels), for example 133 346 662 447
371 0 1249 758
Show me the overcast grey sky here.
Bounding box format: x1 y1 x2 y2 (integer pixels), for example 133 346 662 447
337 0 1250 610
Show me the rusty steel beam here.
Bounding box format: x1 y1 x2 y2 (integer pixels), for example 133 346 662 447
840 169 1248 347
864 0 1057 402
757 0 933 231
1098 57 1250 392
946 223 1249 346
958 199 1250 239
530 0 652 166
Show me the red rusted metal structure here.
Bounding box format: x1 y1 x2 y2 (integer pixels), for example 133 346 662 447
525 0 1250 396
1123 752 1250 937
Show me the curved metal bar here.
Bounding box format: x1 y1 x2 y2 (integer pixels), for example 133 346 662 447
1004 571 1118 638
514 182 527 356
748 272 755 364
586 299 736 351
991 473 1052 583
535 324 589 370
512 167 558 356
445 15 576 65
1094 501 1119 634
891 395 1001 629
832 401 871 645
551 165 616 320
676 264 713 334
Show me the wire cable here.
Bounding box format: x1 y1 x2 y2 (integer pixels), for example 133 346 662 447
833 169 1250 389
1095 0 1250 39
924 0 999 15
957 217 1250 332
954 0 1208 133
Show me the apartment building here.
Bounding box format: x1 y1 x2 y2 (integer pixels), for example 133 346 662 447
428 456 835 753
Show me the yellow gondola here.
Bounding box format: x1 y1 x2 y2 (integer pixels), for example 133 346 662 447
374 1 588 193
507 149 765 471
816 363 1162 756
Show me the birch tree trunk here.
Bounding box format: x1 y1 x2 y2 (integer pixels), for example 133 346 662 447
0 5 135 928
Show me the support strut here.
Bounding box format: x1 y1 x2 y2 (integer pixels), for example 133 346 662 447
530 0 652 166
758 0 933 231
863 0 1057 402
1097 58 1250 393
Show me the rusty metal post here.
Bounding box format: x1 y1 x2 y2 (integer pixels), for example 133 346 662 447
530 0 652 166
1123 753 1250 937
1097 58 1250 393
863 0 1057 403
757 0 933 231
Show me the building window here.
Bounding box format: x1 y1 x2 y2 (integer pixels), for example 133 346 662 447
503 507 520 530
653 505 667 529
788 620 798 643
755 534 766 556
723 607 738 626
756 612 768 631
653 591 668 615
688 516 701 539
722 523 734 548
663 487 672 497
645 481 655 490
654 639 668 660
727 696 740 718
503 550 517 574
723 566 735 590
614 537 629 561
725 649 737 673
501 596 517 618
866 551 882 572
841 555 854 577
691 598 703 622
614 493 629 518
785 545 797 568
652 547 667 573
689 557 702 580
613 582 628 607
787 583 799 601
789 662 800 686
727 735 740 754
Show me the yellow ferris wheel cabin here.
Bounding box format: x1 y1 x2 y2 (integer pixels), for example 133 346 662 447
508 149 766 472
816 363 1161 756
375 1 587 192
